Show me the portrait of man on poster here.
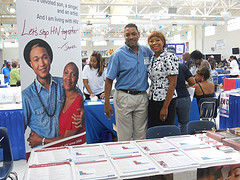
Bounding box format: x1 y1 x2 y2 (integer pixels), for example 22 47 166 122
22 38 84 148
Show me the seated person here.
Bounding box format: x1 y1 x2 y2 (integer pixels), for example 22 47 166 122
193 66 215 104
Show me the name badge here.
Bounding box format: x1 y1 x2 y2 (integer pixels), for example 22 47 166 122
144 57 150 65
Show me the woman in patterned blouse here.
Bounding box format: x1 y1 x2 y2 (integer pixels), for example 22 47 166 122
147 31 179 128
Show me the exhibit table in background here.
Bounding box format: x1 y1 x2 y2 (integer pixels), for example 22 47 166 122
224 78 240 90
0 103 26 161
84 100 117 144
218 74 230 84
219 93 240 129
215 68 225 74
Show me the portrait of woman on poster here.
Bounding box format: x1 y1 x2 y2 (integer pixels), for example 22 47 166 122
147 31 178 128
27 62 85 147
82 51 106 100
227 164 240 180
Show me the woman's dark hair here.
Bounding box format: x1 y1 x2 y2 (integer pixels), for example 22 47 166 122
91 51 104 77
196 66 210 80
12 61 17 68
190 50 203 60
64 62 79 82
190 50 203 67
208 58 216 70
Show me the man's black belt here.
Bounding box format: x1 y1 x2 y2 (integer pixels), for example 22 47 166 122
120 89 145 95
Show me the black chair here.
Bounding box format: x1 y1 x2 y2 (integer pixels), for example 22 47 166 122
0 127 18 180
187 120 217 135
199 97 218 122
146 125 181 139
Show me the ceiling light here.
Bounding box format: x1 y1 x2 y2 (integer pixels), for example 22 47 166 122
111 16 128 25
221 12 232 20
191 10 196 16
10 8 15 13
177 27 182 31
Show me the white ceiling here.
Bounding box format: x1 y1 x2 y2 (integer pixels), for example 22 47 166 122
1 0 240 42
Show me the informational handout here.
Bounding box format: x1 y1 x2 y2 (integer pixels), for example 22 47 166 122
182 145 234 166
72 144 107 161
31 147 72 165
103 142 141 158
149 150 199 172
75 159 117 180
165 135 206 148
26 162 74 180
136 138 177 153
111 154 159 177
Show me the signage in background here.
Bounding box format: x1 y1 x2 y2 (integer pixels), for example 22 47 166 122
16 0 86 155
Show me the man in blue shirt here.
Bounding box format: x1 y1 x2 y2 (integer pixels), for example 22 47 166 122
2 62 11 84
104 23 153 141
22 39 64 148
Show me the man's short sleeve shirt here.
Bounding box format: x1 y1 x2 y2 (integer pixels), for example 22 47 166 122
106 43 153 91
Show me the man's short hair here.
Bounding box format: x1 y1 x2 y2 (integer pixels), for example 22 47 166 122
12 61 17 68
190 50 203 60
124 23 139 32
23 38 53 68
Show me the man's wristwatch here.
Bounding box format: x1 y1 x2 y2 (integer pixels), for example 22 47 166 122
42 138 45 146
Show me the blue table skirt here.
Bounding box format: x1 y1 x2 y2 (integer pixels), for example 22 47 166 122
85 98 200 143
0 109 26 161
84 101 117 144
218 74 230 84
219 95 240 129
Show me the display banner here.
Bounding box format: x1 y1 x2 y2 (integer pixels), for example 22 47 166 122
16 0 86 155
219 90 239 118
220 91 230 118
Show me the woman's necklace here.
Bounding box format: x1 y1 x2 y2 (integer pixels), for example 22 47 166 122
34 81 57 117
151 56 157 66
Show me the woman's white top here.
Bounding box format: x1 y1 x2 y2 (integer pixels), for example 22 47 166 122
82 65 106 95
230 60 240 76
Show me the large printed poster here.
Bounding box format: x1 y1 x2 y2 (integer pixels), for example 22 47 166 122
16 0 86 154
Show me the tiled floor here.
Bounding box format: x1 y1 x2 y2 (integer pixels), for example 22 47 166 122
13 159 27 180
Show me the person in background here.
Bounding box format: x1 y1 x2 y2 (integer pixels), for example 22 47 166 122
190 50 204 75
147 31 178 128
104 23 153 141
10 61 20 87
176 63 195 134
82 51 106 100
228 56 239 78
218 58 228 69
209 58 219 90
193 66 215 104
1 61 11 84
182 52 193 70
27 62 85 147
201 60 213 82
208 58 218 76
1 60 7 72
